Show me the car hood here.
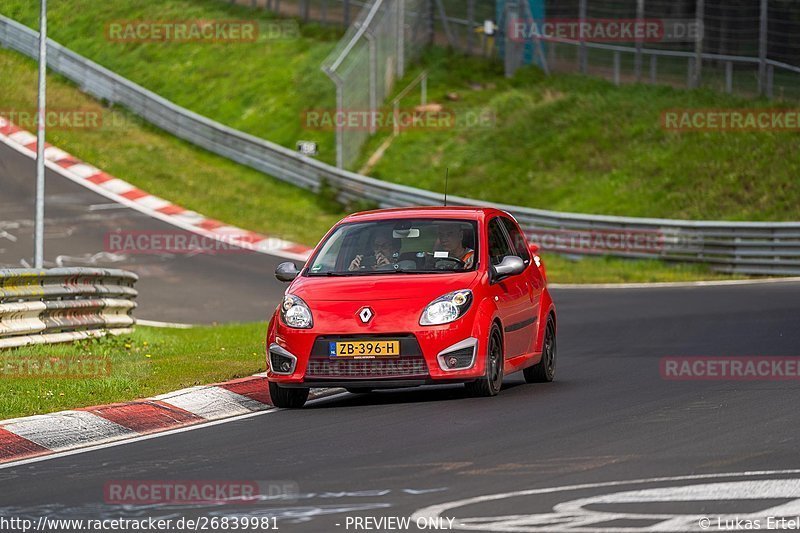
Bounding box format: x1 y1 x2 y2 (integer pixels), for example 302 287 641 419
289 271 480 302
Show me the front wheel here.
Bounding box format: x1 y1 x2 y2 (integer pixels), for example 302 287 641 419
465 325 504 397
524 315 556 383
268 381 309 408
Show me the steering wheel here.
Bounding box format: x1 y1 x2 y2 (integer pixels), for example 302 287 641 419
433 256 466 270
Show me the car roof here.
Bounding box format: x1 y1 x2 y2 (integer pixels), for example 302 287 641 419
341 206 511 223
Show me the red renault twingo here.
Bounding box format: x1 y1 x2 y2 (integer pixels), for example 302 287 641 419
266 207 556 408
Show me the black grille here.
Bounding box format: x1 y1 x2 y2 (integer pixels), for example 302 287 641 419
269 351 294 373
441 347 474 369
306 357 428 378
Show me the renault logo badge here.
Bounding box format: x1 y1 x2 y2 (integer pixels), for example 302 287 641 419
358 307 374 324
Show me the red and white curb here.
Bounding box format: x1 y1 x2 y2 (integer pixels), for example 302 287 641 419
0 376 336 465
0 117 313 262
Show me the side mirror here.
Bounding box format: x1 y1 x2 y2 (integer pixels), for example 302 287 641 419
275 262 300 282
528 242 540 256
492 255 525 280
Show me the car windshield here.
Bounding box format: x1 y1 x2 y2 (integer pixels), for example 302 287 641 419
307 218 479 276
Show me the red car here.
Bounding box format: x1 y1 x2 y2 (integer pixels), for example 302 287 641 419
266 207 557 408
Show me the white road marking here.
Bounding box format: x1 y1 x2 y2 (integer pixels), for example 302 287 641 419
412 470 800 533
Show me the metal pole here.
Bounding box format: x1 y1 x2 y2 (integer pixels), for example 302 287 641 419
578 0 587 74
397 0 405 78
758 0 768 95
693 0 704 88
367 31 377 135
466 0 475 54
635 0 644 81
34 0 47 269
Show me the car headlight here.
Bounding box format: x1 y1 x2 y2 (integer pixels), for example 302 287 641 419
420 290 473 326
281 295 313 329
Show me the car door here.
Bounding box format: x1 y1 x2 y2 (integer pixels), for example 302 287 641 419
487 217 535 358
500 217 543 354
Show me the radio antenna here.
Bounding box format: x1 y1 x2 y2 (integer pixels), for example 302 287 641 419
444 167 449 207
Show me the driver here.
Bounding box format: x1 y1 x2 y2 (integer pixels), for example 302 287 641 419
434 222 475 269
348 228 401 271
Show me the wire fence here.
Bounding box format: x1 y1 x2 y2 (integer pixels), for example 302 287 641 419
321 0 428 168
503 0 800 100
2 14 800 275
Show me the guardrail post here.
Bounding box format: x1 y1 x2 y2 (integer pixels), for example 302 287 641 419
725 61 733 93
758 0 768 96
344 0 350 26
766 64 774 99
613 51 620 86
649 54 657 84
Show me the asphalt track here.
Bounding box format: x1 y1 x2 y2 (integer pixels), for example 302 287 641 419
0 142 289 323
3 142 800 531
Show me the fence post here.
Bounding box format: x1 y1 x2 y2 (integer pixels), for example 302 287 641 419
335 80 344 168
302 0 309 22
635 0 644 81
367 30 378 135
467 0 475 54
578 0 587 74
397 0 405 78
758 0 768 96
344 0 350 26
692 0 704 88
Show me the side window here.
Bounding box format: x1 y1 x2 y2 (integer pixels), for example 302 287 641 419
500 218 531 263
487 218 514 266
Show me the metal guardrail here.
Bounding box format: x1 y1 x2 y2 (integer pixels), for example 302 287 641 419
1 15 799 276
0 268 138 349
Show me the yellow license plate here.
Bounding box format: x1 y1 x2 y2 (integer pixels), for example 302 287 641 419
330 340 401 358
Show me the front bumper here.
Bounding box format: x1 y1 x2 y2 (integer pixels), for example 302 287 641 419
267 313 487 388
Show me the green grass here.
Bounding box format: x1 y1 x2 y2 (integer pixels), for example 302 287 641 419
0 2 771 283
3 1 798 222
361 49 800 222
0 324 268 420
0 49 341 245
1 0 341 163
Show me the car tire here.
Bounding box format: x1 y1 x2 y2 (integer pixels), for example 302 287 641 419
268 381 309 408
345 387 373 394
524 314 556 383
465 325 504 397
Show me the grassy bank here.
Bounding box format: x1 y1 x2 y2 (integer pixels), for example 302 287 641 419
0 324 267 420
2 1 797 222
